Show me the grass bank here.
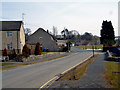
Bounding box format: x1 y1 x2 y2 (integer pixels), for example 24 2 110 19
75 45 103 49
105 62 120 88
57 54 99 81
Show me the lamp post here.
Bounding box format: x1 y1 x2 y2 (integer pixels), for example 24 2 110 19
92 44 94 57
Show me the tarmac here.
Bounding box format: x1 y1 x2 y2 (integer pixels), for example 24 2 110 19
48 53 113 88
1 52 69 68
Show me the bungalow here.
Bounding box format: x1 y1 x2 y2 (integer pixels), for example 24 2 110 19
0 21 25 55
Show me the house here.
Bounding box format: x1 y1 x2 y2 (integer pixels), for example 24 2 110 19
26 28 58 53
0 21 25 55
56 35 64 40
57 40 68 46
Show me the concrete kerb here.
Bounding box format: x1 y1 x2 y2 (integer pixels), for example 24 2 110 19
39 54 93 89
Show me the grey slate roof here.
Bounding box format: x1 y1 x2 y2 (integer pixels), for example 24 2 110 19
0 21 23 31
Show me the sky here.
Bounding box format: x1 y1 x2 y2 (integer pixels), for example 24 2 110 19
0 0 119 36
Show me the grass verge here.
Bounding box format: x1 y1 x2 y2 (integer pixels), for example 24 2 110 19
57 54 99 81
1 55 67 71
75 45 103 49
0 62 16 66
105 61 120 88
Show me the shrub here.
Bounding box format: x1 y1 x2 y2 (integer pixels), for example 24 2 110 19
62 47 68 52
34 42 42 55
22 44 29 58
3 48 8 56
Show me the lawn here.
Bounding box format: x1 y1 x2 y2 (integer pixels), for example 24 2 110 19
75 45 103 49
105 62 120 88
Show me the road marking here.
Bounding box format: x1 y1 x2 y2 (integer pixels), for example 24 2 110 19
61 55 93 74
39 76 58 89
39 54 93 89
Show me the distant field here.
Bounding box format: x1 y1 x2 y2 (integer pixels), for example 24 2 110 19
75 45 103 49
105 62 120 88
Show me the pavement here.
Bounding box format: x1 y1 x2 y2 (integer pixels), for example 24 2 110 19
48 53 112 88
2 47 93 88
1 52 68 68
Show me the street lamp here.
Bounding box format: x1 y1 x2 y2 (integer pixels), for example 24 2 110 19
92 44 94 57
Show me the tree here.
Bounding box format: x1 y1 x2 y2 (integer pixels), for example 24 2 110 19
24 28 31 35
53 26 58 37
68 30 80 41
100 20 115 46
92 35 100 45
22 44 29 58
24 28 31 41
81 32 93 41
61 28 69 40
34 42 42 55
3 48 8 56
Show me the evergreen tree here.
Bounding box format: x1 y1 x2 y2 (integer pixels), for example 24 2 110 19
22 44 29 58
3 48 8 56
34 42 42 55
100 20 115 46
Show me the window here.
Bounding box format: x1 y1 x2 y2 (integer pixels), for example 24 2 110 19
7 32 12 37
7 44 13 50
39 37 43 39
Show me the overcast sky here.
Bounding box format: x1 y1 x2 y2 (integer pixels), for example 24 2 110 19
0 0 119 36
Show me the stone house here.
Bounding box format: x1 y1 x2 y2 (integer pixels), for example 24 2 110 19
26 28 58 53
0 21 25 55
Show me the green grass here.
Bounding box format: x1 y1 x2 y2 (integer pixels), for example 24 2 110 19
0 62 16 66
105 62 120 88
75 45 103 49
42 52 59 55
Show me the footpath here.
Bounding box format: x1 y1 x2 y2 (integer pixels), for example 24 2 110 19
1 52 70 68
49 53 112 88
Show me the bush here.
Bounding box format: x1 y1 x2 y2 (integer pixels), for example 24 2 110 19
34 42 42 55
62 47 68 52
8 49 17 60
22 44 29 58
3 48 8 56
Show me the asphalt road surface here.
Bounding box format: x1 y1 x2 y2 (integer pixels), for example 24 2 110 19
2 47 93 88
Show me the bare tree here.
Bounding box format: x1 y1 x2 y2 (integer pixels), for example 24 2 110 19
24 28 31 36
24 28 31 41
53 26 58 37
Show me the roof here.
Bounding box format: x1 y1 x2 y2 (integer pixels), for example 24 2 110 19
32 28 56 41
0 21 23 31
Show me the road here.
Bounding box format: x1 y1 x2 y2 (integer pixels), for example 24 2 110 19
2 47 93 88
